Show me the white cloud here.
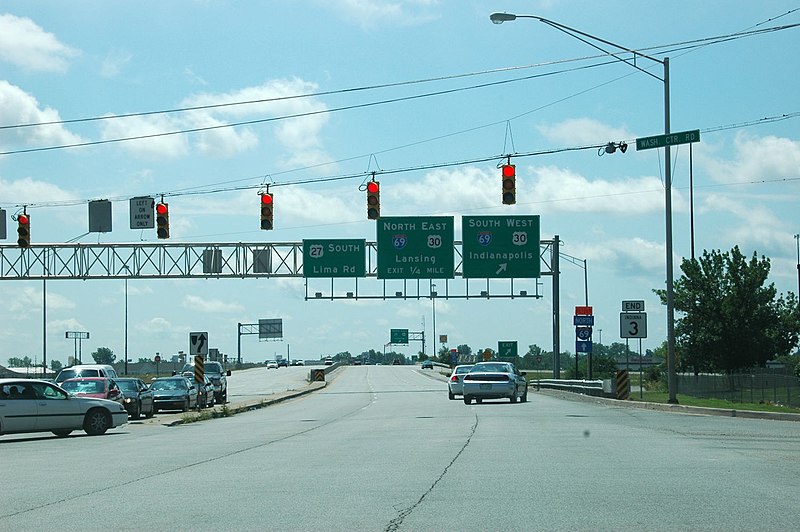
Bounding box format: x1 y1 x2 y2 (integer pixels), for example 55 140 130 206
139 317 175 334
537 118 633 146
99 113 189 160
8 287 75 313
0 14 79 72
0 175 78 208
702 194 788 252
701 132 800 184
0 81 84 151
182 295 244 313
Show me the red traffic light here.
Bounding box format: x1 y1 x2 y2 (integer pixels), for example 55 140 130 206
156 202 170 239
502 164 515 178
501 164 516 205
18 214 29 225
261 194 273 205
367 181 379 193
367 180 380 220
260 193 274 230
156 203 168 215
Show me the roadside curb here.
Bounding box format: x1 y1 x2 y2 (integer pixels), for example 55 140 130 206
537 388 800 422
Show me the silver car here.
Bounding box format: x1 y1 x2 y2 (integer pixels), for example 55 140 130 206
447 364 474 400
461 362 528 404
0 378 129 437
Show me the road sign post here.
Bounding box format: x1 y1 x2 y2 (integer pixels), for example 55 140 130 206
462 215 540 278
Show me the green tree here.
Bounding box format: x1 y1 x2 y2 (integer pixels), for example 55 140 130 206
91 347 116 365
7 356 32 367
50 359 63 372
656 246 800 373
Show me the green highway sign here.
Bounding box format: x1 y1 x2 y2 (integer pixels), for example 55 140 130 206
390 328 409 344
462 215 540 278
377 216 454 279
497 341 518 357
636 129 700 151
302 239 366 278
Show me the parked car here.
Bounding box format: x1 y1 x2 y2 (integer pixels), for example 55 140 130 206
421 360 434 369
178 361 230 404
115 378 155 419
461 362 528 404
60 377 125 407
55 364 119 384
0 378 128 437
183 373 215 408
266 361 278 369
447 364 475 400
150 376 198 412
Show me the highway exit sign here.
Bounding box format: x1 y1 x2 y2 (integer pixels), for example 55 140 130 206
303 239 366 278
390 328 409 344
377 216 454 279
497 341 518 357
462 215 540 278
636 129 700 151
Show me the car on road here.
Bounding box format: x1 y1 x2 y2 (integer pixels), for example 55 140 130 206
0 378 128 437
55 364 119 384
392 359 402 365
277 359 289 368
181 373 215 408
447 364 475 400
60 377 125 407
461 362 528 404
290 359 305 366
151 376 198 412
421 360 434 369
115 378 155 419
266 361 278 369
179 361 230 404
324 357 334 366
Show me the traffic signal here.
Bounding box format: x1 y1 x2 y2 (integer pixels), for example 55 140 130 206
156 202 169 239
501 164 516 205
17 213 30 248
367 181 380 220
260 192 274 230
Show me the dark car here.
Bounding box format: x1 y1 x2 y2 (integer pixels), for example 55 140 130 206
421 360 434 369
392 359 402 365
182 373 215 408
151 376 198 412
115 378 155 419
179 362 230 404
277 359 289 368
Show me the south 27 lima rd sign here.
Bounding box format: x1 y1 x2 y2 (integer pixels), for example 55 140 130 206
462 215 540 278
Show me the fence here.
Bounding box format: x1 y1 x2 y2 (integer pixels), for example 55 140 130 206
677 370 800 407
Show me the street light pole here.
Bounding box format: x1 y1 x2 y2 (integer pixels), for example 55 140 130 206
795 234 800 296
431 282 437 359
490 12 678 403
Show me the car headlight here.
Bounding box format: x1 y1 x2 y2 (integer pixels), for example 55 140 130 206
124 398 133 404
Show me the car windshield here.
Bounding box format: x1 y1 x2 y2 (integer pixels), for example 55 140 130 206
116 380 138 392
151 379 186 391
61 380 104 393
455 366 473 374
470 363 511 373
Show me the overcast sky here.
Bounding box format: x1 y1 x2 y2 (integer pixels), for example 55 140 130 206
1 1 799 366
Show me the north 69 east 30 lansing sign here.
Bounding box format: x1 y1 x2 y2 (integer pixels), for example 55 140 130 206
377 216 454 279
462 215 540 278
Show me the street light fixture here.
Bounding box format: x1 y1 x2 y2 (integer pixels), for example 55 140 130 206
490 12 678 403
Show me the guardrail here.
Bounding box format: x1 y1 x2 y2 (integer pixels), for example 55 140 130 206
534 378 611 397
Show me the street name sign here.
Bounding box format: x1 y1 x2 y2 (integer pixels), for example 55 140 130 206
636 129 700 151
497 341 518 357
620 313 647 338
390 328 409 344
377 216 454 279
303 239 366 278
462 215 540 278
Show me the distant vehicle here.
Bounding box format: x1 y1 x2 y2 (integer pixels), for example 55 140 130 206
55 364 119 384
447 365 475 400
461 362 528 404
60 377 125 407
352 359 362 366
0 378 128 437
290 359 305 366
324 358 334 366
277 359 289 368
392 359 402 365
266 361 278 369
151 376 198 412
115 378 155 419
421 360 434 369
178 361 230 404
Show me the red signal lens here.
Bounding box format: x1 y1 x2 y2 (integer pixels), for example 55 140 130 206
156 203 168 215
261 194 273 205
367 181 379 193
502 164 515 177
18 214 29 225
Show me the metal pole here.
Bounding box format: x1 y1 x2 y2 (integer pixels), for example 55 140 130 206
124 277 128 376
690 143 695 261
237 322 242 365
664 57 678 404
794 234 799 296
42 279 47 376
552 236 560 379
432 283 437 359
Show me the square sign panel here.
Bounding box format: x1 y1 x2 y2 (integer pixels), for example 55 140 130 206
462 215 540 278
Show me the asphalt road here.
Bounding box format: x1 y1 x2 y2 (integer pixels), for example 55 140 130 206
1 365 799 531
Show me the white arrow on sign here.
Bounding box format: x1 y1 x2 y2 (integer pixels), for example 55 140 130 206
495 263 507 275
189 331 209 356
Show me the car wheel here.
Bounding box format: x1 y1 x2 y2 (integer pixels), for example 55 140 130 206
84 409 111 435
181 399 189 412
52 430 72 437
448 391 455 400
145 402 155 418
130 401 141 419
521 388 528 403
463 396 472 405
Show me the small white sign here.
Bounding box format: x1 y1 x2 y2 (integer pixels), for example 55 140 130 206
622 300 645 312
189 331 209 356
130 196 155 229
620 313 647 338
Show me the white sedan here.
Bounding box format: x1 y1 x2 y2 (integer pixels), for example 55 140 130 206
461 362 529 404
0 378 129 438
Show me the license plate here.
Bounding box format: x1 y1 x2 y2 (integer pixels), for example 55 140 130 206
480 384 491 390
